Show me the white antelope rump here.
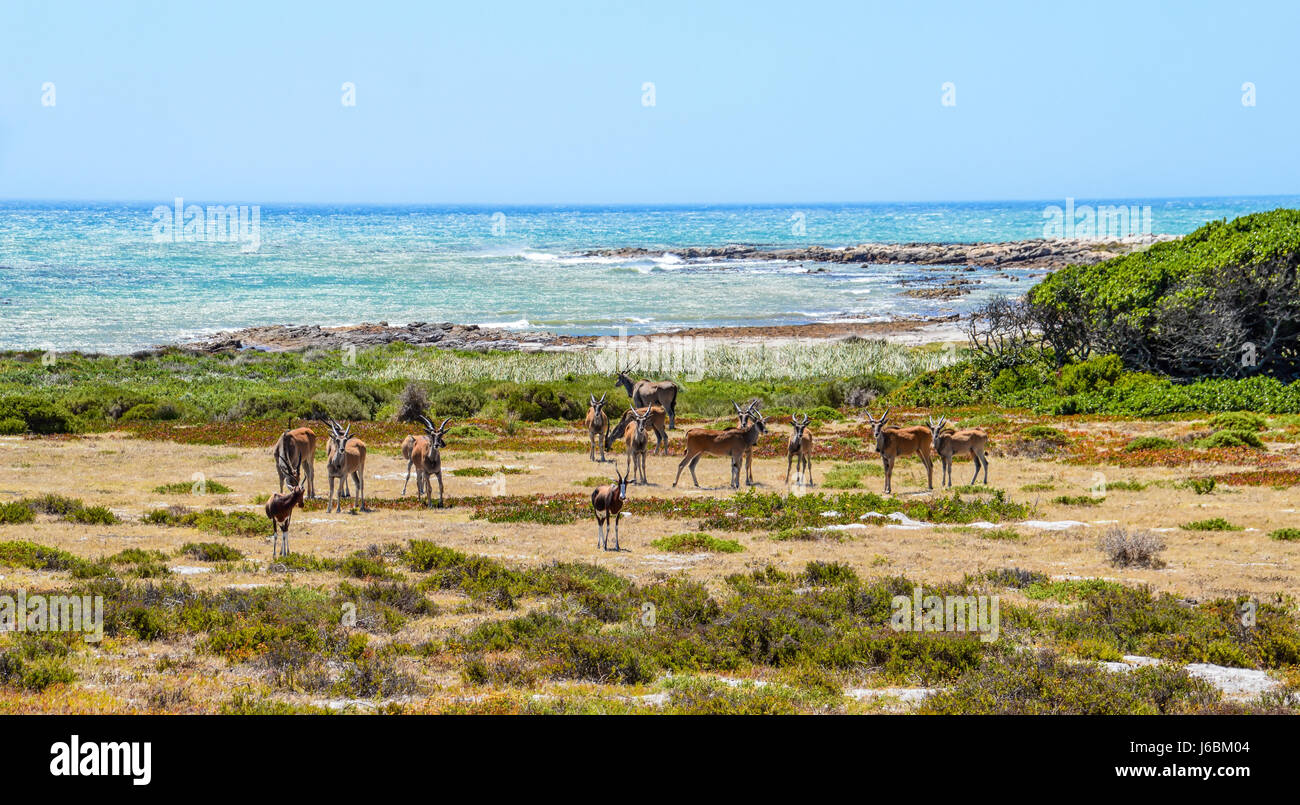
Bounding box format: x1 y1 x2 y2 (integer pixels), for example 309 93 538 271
623 407 652 484
928 416 989 487
585 393 611 461
272 424 317 498
615 366 679 429
322 419 368 513
673 403 767 489
591 468 630 551
785 413 815 486
411 416 452 507
866 408 934 495
265 451 306 559
604 403 668 455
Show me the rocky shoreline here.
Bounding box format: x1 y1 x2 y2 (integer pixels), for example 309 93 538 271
585 236 1173 270
179 315 965 354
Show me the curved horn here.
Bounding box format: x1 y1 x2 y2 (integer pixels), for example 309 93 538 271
418 414 435 431
438 417 452 432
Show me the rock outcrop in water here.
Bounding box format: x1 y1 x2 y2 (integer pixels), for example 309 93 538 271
185 321 559 354
585 236 1173 270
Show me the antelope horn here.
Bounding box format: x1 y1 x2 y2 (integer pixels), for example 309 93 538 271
438 417 452 432
418 414 435 431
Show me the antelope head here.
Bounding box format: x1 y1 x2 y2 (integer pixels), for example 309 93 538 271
631 406 651 437
928 416 948 451
590 393 607 419
615 467 629 502
791 413 810 449
325 419 352 473
866 408 891 452
420 415 452 450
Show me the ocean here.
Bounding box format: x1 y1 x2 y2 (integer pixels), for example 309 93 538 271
1 196 1296 353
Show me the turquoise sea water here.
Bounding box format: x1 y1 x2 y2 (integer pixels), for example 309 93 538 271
1 196 1296 353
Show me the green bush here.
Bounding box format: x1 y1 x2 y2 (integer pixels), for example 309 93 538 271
1267 528 1300 542
1195 430 1264 449
650 533 744 554
1125 436 1178 452
1181 518 1242 532
181 542 245 561
1057 354 1124 396
0 502 35 525
0 395 74 434
1209 411 1267 432
0 417 26 435
429 387 488 419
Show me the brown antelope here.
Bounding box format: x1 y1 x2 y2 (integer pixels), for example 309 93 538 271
623 407 652 484
736 400 763 485
411 416 451 507
866 409 933 495
615 366 679 429
585 393 611 461
673 403 767 489
265 450 306 560
272 423 317 498
323 419 368 513
605 403 668 455
785 413 815 486
591 468 630 551
400 433 419 496
928 416 989 487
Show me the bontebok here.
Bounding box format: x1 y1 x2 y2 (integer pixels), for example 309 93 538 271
265 450 306 559
591 468 630 551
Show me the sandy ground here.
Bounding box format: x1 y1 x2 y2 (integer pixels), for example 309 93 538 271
2 421 1297 602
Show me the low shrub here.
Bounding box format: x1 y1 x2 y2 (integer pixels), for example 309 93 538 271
1099 527 1166 568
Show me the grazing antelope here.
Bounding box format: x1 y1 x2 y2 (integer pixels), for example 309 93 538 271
265 450 306 560
604 404 668 455
866 409 934 495
623 407 652 484
591 468 630 551
673 403 767 489
323 419 368 513
785 413 815 486
586 393 611 462
411 416 451 507
272 424 317 498
615 366 679 429
928 416 990 487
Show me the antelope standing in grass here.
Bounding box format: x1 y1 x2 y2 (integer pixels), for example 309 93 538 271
736 400 764 485
265 451 306 560
411 416 451 507
400 433 419 496
615 366 679 429
929 416 989 487
586 394 611 461
785 413 815 486
674 403 767 489
866 409 933 495
323 420 368 513
605 404 668 455
591 468 630 551
623 407 652 484
272 423 317 498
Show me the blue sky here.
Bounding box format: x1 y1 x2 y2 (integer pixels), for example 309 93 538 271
1 0 1295 204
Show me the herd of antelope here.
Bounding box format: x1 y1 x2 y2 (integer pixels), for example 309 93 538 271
262 368 989 557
